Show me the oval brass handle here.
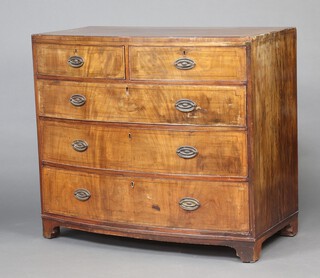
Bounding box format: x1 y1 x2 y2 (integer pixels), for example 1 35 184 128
176 146 198 159
175 99 197 113
68 56 84 68
174 58 196 70
179 197 200 211
71 140 88 152
74 188 91 201
70 94 86 106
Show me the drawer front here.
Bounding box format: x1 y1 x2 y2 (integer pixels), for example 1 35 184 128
35 44 125 79
38 80 246 127
129 46 246 81
42 167 249 232
41 120 247 177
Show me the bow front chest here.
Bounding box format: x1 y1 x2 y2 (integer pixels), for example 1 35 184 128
32 27 298 262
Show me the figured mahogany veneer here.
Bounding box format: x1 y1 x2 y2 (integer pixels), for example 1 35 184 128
129 46 246 81
36 44 125 79
42 167 249 231
32 26 298 262
37 80 246 126
40 119 247 177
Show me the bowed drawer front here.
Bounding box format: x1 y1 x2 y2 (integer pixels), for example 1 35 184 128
42 167 249 231
129 46 246 81
35 44 125 79
40 119 247 177
32 27 298 263
37 80 246 126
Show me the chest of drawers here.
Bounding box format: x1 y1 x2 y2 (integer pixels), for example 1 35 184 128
32 27 298 262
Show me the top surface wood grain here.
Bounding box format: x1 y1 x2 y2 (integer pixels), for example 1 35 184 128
34 26 292 38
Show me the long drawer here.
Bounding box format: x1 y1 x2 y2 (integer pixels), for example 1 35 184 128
40 120 248 177
129 46 246 81
37 80 246 127
42 167 249 232
35 44 125 79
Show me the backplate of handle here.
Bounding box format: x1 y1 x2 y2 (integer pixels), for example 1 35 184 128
175 99 197 112
176 146 198 159
74 188 91 201
174 58 196 70
179 197 200 211
68 56 84 68
71 140 88 152
70 94 86 106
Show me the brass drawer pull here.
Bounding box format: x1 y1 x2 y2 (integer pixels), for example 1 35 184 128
71 140 88 152
175 99 197 112
74 188 91 201
174 58 196 70
70 94 86 106
179 197 200 211
176 146 198 159
68 56 84 68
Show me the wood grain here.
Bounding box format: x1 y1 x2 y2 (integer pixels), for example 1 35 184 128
37 80 246 126
249 28 298 236
35 43 125 79
42 167 249 232
40 119 248 177
129 46 246 81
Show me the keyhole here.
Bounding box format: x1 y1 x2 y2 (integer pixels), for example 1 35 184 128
74 49 78 55
130 181 135 188
128 133 132 139
182 50 186 55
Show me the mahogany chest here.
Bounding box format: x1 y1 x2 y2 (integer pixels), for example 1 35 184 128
32 27 298 262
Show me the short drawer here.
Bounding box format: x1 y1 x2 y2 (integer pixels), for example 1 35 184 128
41 120 248 177
37 80 246 127
129 46 246 81
42 167 249 232
35 44 125 79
